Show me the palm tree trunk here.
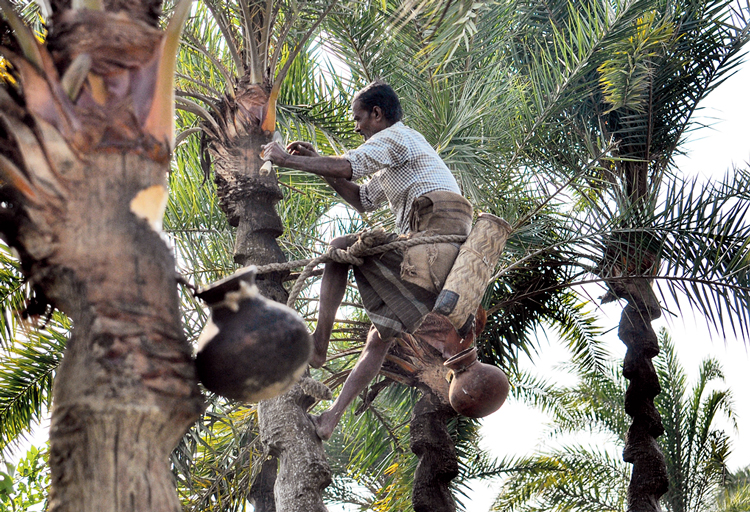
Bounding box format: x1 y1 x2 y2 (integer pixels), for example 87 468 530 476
8 150 204 511
49 0 163 24
410 391 459 512
617 280 669 511
210 131 288 302
257 382 331 512
208 117 330 512
0 3 207 509
249 458 279 511
388 328 465 512
46 173 202 509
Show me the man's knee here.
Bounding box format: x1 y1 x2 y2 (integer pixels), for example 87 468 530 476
330 236 350 250
365 325 393 351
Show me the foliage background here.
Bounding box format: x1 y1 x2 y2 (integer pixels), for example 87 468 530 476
0 1 748 510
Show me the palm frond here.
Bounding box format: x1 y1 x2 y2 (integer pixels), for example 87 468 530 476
0 243 27 346
657 329 736 510
495 328 738 511
0 311 66 454
173 397 262 512
650 170 750 337
320 382 417 512
492 447 629 512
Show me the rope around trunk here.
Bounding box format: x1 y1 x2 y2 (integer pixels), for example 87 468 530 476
253 231 467 308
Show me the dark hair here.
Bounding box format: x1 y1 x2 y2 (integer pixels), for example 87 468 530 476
353 80 403 123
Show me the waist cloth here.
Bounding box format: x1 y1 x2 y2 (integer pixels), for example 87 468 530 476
349 191 473 340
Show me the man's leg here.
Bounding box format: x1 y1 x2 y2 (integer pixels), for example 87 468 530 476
313 326 393 440
311 236 350 368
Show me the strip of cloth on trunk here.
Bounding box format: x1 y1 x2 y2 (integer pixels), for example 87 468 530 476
350 191 472 340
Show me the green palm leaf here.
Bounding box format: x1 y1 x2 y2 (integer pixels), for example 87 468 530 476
0 312 66 454
494 329 739 512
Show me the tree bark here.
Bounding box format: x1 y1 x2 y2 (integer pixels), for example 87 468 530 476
49 0 162 25
249 458 279 512
5 151 204 512
210 132 288 303
1 3 207 507
207 115 330 512
258 378 332 512
617 281 669 512
410 391 459 512
386 327 463 512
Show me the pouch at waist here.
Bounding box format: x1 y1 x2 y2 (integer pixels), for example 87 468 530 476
400 238 461 294
409 191 473 236
402 191 473 293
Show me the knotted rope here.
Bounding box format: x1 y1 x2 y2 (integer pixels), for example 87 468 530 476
252 230 467 308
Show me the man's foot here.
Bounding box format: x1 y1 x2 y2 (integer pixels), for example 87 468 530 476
309 411 337 441
309 331 328 368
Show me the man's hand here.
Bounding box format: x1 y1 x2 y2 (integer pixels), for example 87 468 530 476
260 139 361 209
261 141 289 165
287 141 320 157
260 140 353 182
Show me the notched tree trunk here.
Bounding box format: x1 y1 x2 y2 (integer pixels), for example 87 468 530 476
410 392 459 512
258 377 332 512
0 6 203 510
598 238 667 510
615 280 669 512
204 80 330 511
210 133 287 302
385 330 462 512
204 86 288 303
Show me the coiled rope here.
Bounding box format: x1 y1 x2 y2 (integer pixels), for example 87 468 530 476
251 230 467 308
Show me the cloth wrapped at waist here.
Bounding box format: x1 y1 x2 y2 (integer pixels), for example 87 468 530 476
349 191 473 340
401 191 473 294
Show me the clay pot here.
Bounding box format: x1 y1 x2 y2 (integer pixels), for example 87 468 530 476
195 269 311 402
444 347 509 418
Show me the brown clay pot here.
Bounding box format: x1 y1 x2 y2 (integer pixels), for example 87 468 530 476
195 269 311 402
444 347 509 418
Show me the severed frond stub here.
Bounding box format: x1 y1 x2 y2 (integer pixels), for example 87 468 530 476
0 0 193 229
0 1 193 160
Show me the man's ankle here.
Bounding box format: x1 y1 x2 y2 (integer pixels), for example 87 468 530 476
311 330 330 367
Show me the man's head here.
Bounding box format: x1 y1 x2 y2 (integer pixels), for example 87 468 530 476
352 81 403 140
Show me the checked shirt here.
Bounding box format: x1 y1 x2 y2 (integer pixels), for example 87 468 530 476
344 122 461 234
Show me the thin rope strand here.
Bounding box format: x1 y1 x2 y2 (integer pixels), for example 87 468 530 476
246 232 467 307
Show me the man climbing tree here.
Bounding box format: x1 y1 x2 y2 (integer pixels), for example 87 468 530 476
262 80 473 440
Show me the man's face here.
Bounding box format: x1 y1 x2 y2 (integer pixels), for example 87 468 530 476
352 101 382 141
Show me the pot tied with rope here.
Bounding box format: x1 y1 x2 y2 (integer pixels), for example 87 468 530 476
436 213 513 418
191 209 512 419
192 267 311 402
192 80 514 443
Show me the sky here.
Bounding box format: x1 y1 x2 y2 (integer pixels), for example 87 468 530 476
468 59 750 510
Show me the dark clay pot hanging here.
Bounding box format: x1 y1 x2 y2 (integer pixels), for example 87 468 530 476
444 347 509 418
194 267 311 402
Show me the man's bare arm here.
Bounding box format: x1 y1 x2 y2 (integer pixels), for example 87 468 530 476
263 141 353 180
324 177 364 212
264 141 363 211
